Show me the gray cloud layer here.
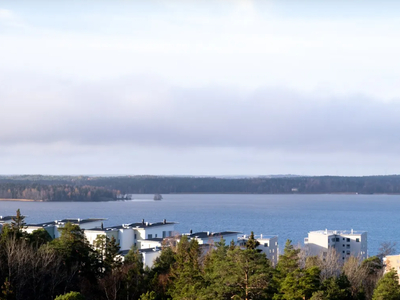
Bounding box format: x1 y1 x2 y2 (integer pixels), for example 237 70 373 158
1 73 400 155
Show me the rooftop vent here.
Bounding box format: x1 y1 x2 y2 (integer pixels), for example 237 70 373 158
142 219 145 225
163 219 166 224
145 222 149 226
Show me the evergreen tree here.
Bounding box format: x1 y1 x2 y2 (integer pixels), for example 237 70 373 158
168 236 204 300
54 291 85 300
124 246 145 300
11 209 25 232
245 232 260 250
372 270 400 300
279 267 321 300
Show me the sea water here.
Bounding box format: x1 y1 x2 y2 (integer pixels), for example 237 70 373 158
1 194 399 255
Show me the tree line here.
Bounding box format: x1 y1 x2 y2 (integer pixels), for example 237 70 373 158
3 175 400 201
0 183 117 201
0 210 399 300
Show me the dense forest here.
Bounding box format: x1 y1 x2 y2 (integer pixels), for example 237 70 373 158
0 210 398 300
1 175 400 201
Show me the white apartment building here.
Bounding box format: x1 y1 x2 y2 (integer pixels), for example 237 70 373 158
304 229 368 260
85 219 176 251
25 218 106 239
238 234 279 266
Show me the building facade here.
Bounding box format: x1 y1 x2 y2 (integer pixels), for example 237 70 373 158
304 229 368 260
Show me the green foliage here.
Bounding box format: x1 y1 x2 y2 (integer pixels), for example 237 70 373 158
372 270 400 300
54 291 85 300
245 231 260 250
94 235 122 274
0 278 13 300
279 267 321 300
28 229 52 247
168 236 204 300
276 240 301 277
139 291 156 300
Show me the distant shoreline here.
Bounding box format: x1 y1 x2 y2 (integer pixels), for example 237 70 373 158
0 198 41 202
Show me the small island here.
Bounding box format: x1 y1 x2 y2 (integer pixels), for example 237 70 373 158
153 194 163 200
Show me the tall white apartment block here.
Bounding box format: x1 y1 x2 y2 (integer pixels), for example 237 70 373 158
304 229 367 261
256 235 279 267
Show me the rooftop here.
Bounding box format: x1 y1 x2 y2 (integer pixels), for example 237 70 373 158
138 238 164 242
29 218 106 227
0 216 16 222
108 219 177 230
309 229 366 236
188 231 241 239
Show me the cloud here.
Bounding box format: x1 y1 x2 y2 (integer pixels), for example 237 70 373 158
0 8 28 31
1 72 400 156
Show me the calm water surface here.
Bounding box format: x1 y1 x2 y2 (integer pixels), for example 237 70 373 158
1 194 398 255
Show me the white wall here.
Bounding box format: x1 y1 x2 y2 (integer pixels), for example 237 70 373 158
142 250 162 268
139 240 162 250
135 224 175 240
119 228 135 251
257 236 279 266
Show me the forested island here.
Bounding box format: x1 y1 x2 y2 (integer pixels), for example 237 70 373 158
1 175 400 201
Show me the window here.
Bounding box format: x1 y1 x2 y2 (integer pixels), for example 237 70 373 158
343 251 345 253
343 238 345 241
134 234 137 239
347 244 350 249
155 234 157 238
336 238 339 242
356 238 360 242
343 244 345 247
163 231 166 238
264 243 269 247
347 238 350 242
331 238 335 242
346 251 350 255
148 234 153 239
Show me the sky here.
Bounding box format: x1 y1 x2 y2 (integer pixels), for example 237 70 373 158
1 0 400 176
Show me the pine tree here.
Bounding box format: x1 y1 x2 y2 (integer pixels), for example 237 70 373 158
245 231 260 250
372 270 400 300
168 236 204 300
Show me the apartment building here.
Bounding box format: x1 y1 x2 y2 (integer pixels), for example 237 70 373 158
304 229 367 260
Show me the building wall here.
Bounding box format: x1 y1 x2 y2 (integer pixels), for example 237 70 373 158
192 233 238 245
142 250 162 268
139 240 163 250
118 228 135 251
135 224 175 240
305 230 367 261
384 255 400 283
85 230 119 246
256 236 279 267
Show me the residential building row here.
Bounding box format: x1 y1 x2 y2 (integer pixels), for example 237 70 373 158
1 215 371 268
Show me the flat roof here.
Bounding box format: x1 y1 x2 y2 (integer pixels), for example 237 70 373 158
29 218 106 227
138 238 164 242
0 216 15 222
309 229 366 236
109 220 177 230
189 231 241 239
139 247 162 253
